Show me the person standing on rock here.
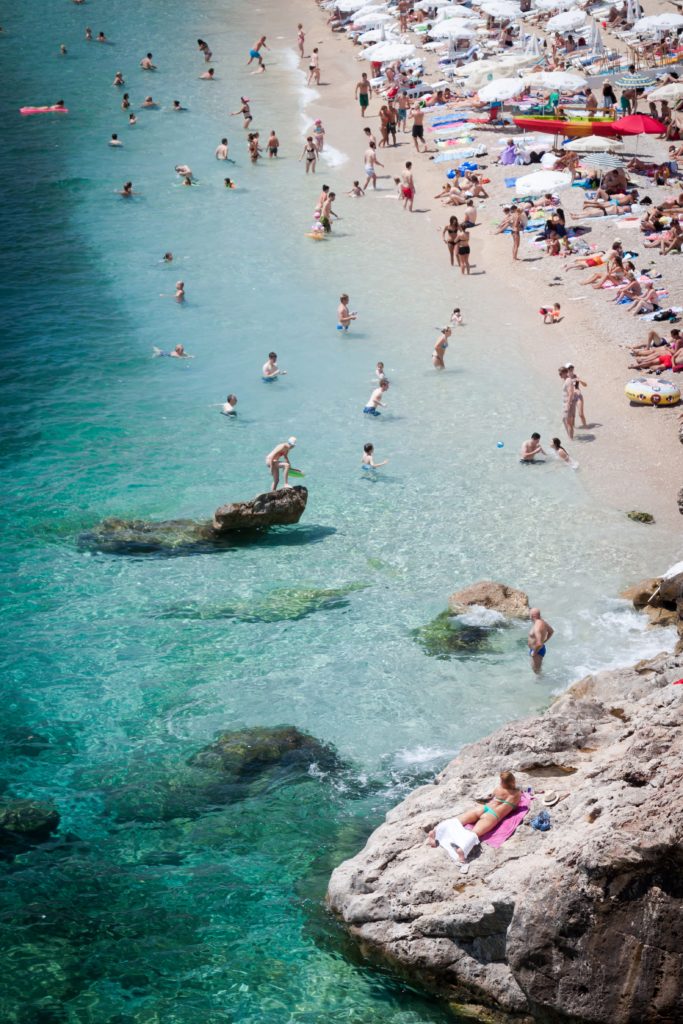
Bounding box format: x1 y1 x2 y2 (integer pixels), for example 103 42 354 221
265 437 298 491
527 607 554 674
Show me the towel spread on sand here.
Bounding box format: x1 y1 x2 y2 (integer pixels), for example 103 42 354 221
464 791 532 847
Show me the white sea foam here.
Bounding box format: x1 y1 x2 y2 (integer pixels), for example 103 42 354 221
454 605 506 628
392 745 456 767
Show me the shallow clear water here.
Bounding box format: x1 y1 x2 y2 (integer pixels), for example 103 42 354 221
0 2 676 1022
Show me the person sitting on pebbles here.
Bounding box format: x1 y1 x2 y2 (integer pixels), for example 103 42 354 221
428 770 521 870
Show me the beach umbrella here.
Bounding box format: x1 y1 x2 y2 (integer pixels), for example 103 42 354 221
564 135 623 152
435 2 478 15
534 0 580 10
525 70 586 91
357 26 397 42
611 113 665 134
648 81 683 103
477 76 528 102
525 32 542 56
360 40 416 59
480 0 521 18
353 10 394 25
429 18 477 36
613 70 656 89
589 20 605 54
423 39 449 49
415 0 454 6
634 11 683 33
515 169 572 195
580 152 624 171
334 0 371 11
546 8 586 31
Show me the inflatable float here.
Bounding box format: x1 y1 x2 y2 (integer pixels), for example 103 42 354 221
625 377 680 406
20 105 68 116
513 114 619 138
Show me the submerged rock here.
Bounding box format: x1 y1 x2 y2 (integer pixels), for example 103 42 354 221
411 612 493 660
159 583 366 623
78 487 309 555
447 581 530 620
190 725 341 779
627 509 655 524
0 799 60 857
213 486 307 532
327 649 683 1023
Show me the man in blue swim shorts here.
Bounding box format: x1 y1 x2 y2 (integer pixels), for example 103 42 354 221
527 607 554 675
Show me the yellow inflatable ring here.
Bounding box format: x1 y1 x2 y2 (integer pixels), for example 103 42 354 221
625 377 681 406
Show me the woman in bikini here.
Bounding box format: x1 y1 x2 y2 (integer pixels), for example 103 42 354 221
455 225 471 275
300 136 317 173
428 770 521 851
442 216 460 268
432 326 451 369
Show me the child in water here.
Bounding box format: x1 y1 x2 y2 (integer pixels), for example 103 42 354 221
362 442 388 471
551 437 578 469
347 180 365 197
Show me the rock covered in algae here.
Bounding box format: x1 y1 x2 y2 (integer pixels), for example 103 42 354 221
627 510 655 524
190 725 341 779
411 612 494 660
0 799 60 856
159 584 367 623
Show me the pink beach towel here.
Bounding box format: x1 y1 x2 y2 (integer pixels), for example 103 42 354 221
465 792 531 848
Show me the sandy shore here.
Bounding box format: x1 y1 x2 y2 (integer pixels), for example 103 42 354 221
263 0 681 531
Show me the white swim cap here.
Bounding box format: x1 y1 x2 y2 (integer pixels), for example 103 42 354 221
288 436 297 446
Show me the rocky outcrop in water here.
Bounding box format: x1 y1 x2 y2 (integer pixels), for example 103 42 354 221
622 565 683 637
79 487 308 554
0 799 60 858
447 582 530 620
213 486 307 532
190 725 341 779
327 649 683 1024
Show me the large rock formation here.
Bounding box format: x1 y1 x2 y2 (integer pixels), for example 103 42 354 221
213 486 307 532
447 582 530 620
327 649 683 1024
622 566 683 637
79 487 308 554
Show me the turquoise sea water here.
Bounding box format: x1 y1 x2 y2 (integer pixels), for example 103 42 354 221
0 2 677 1022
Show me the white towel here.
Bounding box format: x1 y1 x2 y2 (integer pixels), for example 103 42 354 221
435 817 480 862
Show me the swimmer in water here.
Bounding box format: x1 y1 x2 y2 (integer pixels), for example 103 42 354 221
451 307 463 326
231 98 252 129
247 35 268 71
375 361 386 382
162 252 173 262
109 133 123 147
118 181 137 197
224 178 236 189
172 100 187 112
96 32 107 43
215 138 229 160
267 130 279 158
337 294 357 331
60 44 67 56
364 379 389 416
153 344 193 358
174 164 193 178
160 281 185 301
113 71 124 86
362 442 388 470
347 180 365 197
197 38 212 62
121 93 130 110
551 437 578 469
262 352 287 379
519 432 546 463
140 52 157 70
182 175 193 186
222 394 238 415
265 437 298 491
200 68 215 80
85 27 93 41
128 113 137 125
432 326 451 369
141 96 158 108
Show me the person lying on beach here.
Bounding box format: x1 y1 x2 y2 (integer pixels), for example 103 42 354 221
629 336 683 371
629 328 681 356
427 770 522 862
520 432 545 462
153 344 193 358
567 250 607 270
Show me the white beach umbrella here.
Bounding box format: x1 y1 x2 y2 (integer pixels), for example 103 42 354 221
423 39 449 49
525 32 542 56
477 76 528 102
634 12 683 33
480 0 521 18
357 26 398 42
563 135 623 152
534 0 580 9
546 8 586 31
515 169 572 195
415 0 455 6
334 0 372 11
435 2 478 16
525 70 586 91
589 20 605 54
360 40 416 59
429 18 477 36
648 81 683 102
353 10 395 25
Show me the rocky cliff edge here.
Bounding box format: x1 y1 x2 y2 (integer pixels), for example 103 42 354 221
327 649 683 1024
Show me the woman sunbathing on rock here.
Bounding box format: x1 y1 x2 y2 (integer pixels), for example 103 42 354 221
428 770 521 864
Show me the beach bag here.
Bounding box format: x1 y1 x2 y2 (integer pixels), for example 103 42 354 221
530 810 552 831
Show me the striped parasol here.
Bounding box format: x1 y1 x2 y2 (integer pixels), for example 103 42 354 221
613 70 656 89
